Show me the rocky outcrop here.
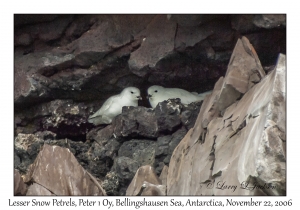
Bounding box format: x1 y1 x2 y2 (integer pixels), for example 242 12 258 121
14 169 27 195
126 165 165 196
166 38 286 196
23 144 106 196
14 15 286 196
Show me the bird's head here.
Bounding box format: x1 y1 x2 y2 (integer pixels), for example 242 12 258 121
147 85 163 100
123 87 142 101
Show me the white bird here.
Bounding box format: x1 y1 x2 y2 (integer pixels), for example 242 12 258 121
88 87 142 125
147 85 212 108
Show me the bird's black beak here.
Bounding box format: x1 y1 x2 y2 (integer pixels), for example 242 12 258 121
146 94 152 99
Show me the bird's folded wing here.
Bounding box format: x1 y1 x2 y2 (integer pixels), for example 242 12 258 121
88 95 119 119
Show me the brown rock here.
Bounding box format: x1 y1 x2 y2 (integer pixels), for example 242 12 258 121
25 144 106 195
166 40 285 195
14 169 27 195
140 181 166 196
223 36 265 94
159 165 168 186
26 183 53 196
126 165 162 195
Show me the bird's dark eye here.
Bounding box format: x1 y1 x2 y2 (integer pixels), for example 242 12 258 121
154 90 158 93
131 91 134 94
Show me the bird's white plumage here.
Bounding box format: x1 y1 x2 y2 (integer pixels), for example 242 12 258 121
88 87 141 125
147 85 212 108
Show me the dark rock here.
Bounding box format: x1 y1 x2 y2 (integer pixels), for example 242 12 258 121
88 139 121 175
102 171 120 196
128 15 177 77
35 130 57 140
231 15 259 33
86 126 108 142
14 15 74 48
245 30 286 66
114 106 158 138
110 98 201 140
155 127 187 174
15 99 93 140
174 24 214 50
112 156 140 188
118 139 157 166
14 14 59 26
181 101 202 129
253 14 286 29
154 99 182 134
168 14 227 27
14 133 44 174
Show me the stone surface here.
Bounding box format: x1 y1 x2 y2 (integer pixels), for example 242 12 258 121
155 127 187 174
26 183 53 196
13 15 286 196
102 171 120 196
111 156 140 194
118 139 156 167
14 169 27 195
14 134 44 173
166 39 286 195
15 99 93 139
140 181 167 196
253 14 286 29
25 144 106 195
159 165 169 186
126 165 162 195
128 15 177 77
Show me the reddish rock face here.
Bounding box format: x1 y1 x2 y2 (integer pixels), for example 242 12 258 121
167 38 286 196
24 144 106 196
126 165 164 196
14 169 27 195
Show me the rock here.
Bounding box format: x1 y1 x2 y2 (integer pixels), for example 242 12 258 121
168 14 226 27
114 106 158 138
13 15 286 196
253 14 286 29
14 14 59 26
87 139 121 177
26 183 53 196
174 23 214 50
155 127 187 174
166 39 286 195
14 169 27 195
118 139 157 167
245 30 286 66
102 171 120 196
112 157 140 191
140 181 167 196
15 99 93 139
14 133 44 174
113 99 187 139
159 165 169 186
126 165 162 195
231 15 259 33
181 101 202 130
128 15 177 77
45 138 93 172
24 144 106 195
154 99 182 134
